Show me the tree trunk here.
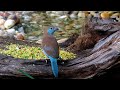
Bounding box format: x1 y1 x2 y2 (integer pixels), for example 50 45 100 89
0 17 120 79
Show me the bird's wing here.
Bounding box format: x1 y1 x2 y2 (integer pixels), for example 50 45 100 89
43 45 59 58
42 36 59 58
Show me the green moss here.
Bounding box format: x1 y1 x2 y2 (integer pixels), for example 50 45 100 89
0 44 76 60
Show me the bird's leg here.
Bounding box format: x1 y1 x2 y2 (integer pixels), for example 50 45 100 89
58 57 65 65
45 60 48 64
58 56 62 60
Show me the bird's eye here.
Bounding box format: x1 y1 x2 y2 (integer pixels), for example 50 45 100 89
50 27 53 29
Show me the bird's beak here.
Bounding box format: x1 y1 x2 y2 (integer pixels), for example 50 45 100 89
54 27 59 31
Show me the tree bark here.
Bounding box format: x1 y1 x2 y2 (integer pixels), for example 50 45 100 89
0 17 120 79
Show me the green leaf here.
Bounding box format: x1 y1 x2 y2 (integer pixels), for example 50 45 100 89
18 69 35 79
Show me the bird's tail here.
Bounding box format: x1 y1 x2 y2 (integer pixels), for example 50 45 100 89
49 56 58 77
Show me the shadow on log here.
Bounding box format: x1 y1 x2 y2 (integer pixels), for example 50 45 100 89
0 17 120 79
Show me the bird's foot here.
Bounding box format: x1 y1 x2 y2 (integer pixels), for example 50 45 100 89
58 57 63 60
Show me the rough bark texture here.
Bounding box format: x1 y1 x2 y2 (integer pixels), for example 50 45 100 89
0 17 120 79
67 17 119 53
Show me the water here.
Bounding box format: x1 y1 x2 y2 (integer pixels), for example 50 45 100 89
22 12 85 41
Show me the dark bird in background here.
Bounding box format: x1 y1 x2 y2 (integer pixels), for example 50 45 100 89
42 26 59 77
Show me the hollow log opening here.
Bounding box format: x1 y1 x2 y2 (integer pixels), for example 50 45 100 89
0 17 120 79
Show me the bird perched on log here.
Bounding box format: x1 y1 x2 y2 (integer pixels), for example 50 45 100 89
42 26 59 78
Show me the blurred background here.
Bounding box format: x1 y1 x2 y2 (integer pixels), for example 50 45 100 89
0 11 119 42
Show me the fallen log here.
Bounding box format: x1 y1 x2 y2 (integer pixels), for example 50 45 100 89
0 17 120 79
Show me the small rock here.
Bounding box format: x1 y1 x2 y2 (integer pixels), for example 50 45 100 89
8 15 20 24
28 36 38 40
63 11 69 15
3 33 9 38
100 11 110 19
18 27 24 33
58 15 68 19
46 11 51 15
0 12 4 16
0 12 9 20
72 11 79 15
14 33 25 40
116 17 120 22
21 23 25 25
0 25 5 30
78 11 85 18
23 15 32 22
70 14 77 19
0 30 8 38
0 16 3 19
49 13 58 17
57 38 68 44
110 13 119 19
16 12 22 17
0 30 5 36
7 11 16 15
36 39 42 44
30 21 37 24
22 11 34 15
6 28 16 37
56 11 64 16
4 19 16 29
0 18 5 25
3 12 10 18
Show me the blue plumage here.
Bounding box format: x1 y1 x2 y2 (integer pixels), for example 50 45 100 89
42 26 59 77
48 55 58 77
47 27 58 35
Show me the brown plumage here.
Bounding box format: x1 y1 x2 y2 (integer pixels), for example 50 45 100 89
42 26 59 58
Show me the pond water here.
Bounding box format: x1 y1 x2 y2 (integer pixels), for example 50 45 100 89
21 12 85 42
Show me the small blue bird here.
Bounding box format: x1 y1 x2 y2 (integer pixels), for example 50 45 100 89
42 26 59 77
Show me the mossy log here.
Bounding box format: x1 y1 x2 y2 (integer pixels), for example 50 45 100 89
0 17 120 79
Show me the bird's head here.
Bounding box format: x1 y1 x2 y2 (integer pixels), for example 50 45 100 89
47 26 59 35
